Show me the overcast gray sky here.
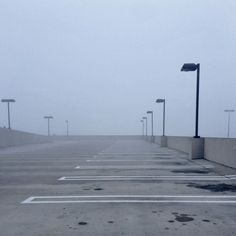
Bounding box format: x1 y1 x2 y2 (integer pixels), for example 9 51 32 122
0 0 236 137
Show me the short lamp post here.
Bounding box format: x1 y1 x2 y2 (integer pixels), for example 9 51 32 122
142 116 147 138
44 116 53 136
66 120 69 136
1 99 16 129
147 111 154 141
181 63 200 138
156 99 166 136
140 119 144 136
224 109 235 138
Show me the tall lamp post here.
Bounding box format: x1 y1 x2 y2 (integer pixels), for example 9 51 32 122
156 99 166 136
44 116 53 136
1 99 16 129
66 120 69 136
224 109 235 138
181 63 200 138
140 119 144 137
147 111 154 141
142 116 147 138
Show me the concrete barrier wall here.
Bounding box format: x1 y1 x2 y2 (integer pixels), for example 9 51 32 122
0 128 51 148
166 136 191 154
52 135 142 141
204 138 236 169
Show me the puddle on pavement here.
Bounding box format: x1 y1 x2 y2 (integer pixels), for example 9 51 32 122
187 183 236 192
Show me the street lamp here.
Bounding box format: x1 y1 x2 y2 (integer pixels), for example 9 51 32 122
147 111 154 138
44 116 53 136
66 120 69 136
1 99 16 129
156 99 166 136
140 120 144 136
181 63 200 138
224 109 235 138
142 116 147 137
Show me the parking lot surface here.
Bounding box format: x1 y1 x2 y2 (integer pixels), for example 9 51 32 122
0 138 235 236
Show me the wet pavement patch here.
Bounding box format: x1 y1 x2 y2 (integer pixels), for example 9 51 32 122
108 221 114 224
202 219 210 222
172 213 194 223
187 183 236 192
78 221 88 225
168 220 174 223
172 169 210 174
94 188 103 191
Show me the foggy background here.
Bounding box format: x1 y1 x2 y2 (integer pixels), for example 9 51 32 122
0 0 236 137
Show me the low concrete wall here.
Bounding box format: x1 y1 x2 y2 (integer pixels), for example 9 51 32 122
52 135 142 141
0 128 51 148
166 136 191 154
204 138 236 169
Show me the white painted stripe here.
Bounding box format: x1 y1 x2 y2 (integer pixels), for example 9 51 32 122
86 159 187 163
22 195 236 204
58 175 228 181
75 165 213 170
22 200 236 204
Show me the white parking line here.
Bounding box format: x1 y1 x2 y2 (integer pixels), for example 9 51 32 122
226 175 236 179
75 165 214 170
58 175 228 181
86 159 187 163
22 195 236 204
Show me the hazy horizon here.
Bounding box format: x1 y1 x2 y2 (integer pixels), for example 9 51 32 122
0 0 236 137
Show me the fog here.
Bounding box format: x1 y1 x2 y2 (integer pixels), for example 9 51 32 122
0 0 236 137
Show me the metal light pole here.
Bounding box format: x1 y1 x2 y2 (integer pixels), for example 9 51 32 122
224 109 235 138
181 63 200 138
156 99 166 136
147 111 154 137
1 99 16 129
140 120 144 136
142 116 147 137
44 116 53 136
66 120 69 136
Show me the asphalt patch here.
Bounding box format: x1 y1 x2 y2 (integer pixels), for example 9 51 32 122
187 183 236 192
172 169 210 174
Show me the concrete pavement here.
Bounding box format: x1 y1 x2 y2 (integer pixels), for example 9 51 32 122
0 138 235 235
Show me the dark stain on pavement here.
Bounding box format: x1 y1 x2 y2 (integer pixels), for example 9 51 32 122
171 213 194 223
78 221 88 225
187 183 236 192
94 187 103 191
172 169 210 174
168 220 174 223
108 221 114 224
202 219 210 222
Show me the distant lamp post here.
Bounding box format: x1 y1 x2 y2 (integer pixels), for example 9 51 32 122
44 116 53 136
1 99 16 129
156 99 166 136
140 120 144 136
224 109 235 138
147 111 154 138
66 120 69 136
181 63 200 138
142 116 147 137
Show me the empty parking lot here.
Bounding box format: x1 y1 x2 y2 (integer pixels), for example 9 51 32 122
0 138 235 236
